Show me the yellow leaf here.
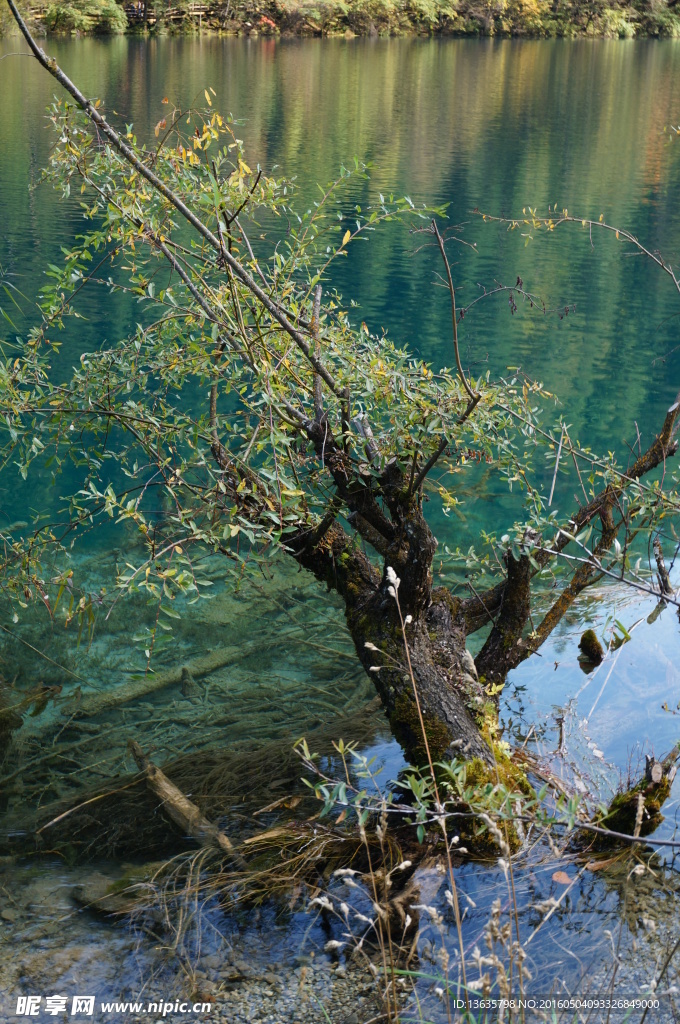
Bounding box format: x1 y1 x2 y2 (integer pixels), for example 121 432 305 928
342 229 351 248
585 856 619 872
204 89 212 107
615 230 619 239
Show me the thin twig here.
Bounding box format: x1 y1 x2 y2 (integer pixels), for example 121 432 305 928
312 285 323 422
431 220 478 404
548 424 565 506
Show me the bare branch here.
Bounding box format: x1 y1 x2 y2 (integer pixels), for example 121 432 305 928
431 219 478 404
409 392 481 496
477 208 680 297
548 425 565 506
312 284 323 422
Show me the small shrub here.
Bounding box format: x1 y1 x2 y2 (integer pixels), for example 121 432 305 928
43 0 127 33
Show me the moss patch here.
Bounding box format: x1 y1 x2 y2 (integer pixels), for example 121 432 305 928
389 691 452 765
454 757 529 855
592 777 671 847
430 587 461 620
579 628 604 665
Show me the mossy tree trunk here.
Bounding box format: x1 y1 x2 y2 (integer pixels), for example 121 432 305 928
289 459 498 768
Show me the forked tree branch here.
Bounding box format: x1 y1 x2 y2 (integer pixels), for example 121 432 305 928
460 399 680 696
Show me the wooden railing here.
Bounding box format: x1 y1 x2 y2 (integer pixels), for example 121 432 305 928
123 1 231 25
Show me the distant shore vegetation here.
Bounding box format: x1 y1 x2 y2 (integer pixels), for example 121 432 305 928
4 0 680 39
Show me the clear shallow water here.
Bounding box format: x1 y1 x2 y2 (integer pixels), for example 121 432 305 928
2 35 680 1022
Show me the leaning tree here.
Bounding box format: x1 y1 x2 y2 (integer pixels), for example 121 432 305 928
2 0 680 830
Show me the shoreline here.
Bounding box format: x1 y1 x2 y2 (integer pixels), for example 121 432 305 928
8 1 680 40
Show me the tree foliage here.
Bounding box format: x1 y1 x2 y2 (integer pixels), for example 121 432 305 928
2 92 541 631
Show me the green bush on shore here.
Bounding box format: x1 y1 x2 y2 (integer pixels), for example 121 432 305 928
43 0 127 32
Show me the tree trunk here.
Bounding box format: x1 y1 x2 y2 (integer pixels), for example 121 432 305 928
348 586 493 766
290 510 495 769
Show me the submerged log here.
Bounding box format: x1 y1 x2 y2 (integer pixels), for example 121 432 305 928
11 642 261 749
2 702 385 860
75 643 259 718
127 740 245 866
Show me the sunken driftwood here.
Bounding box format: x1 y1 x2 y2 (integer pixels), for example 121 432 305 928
75 644 258 718
2 701 385 860
9 642 261 749
128 740 245 867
